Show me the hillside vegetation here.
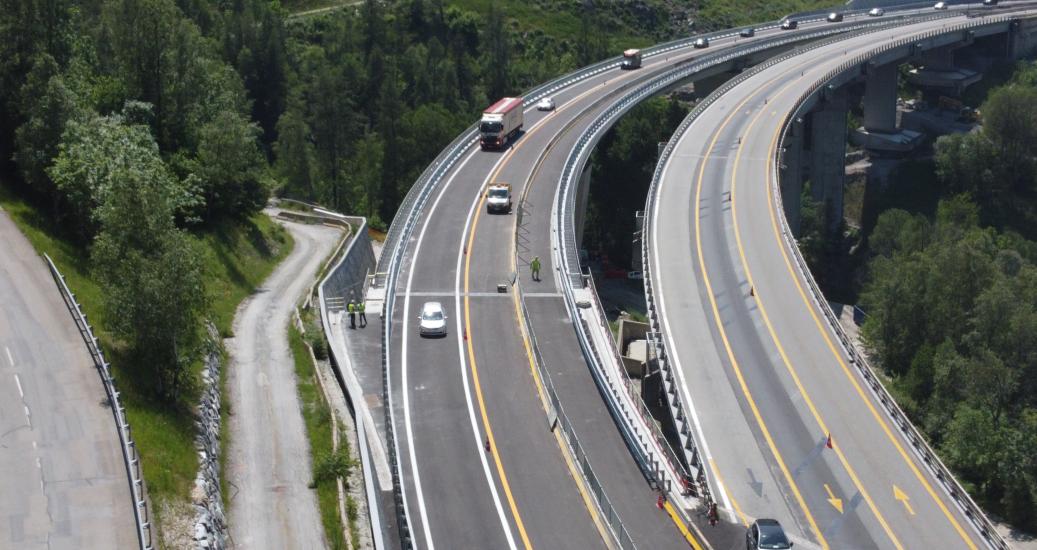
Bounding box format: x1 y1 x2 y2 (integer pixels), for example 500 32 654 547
856 64 1037 530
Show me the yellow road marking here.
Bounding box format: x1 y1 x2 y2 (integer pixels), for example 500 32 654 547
692 67 830 550
823 484 844 514
893 485 915 516
463 198 534 550
663 501 705 550
731 79 904 550
708 459 749 527
760 69 979 550
456 69 655 549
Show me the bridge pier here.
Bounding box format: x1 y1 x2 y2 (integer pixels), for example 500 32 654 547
863 62 898 134
808 90 847 236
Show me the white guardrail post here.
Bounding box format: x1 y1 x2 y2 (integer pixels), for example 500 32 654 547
43 254 153 550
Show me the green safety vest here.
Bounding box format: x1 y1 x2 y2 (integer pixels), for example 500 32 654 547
348 303 355 313
358 302 365 313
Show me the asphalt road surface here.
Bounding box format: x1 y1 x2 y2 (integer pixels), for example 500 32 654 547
649 13 1025 550
226 216 342 549
0 208 137 549
383 17 870 549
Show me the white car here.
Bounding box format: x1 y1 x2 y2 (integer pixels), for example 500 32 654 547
536 97 555 111
934 1 948 9
868 7 885 16
418 302 447 337
693 37 709 49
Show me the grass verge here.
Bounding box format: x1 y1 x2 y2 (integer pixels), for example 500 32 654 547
289 321 352 549
0 183 293 540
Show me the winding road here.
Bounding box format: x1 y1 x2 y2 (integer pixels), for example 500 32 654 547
226 214 341 550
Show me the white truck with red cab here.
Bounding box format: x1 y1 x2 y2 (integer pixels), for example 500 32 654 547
480 97 524 150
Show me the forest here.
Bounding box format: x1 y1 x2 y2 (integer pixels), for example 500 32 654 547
857 67 1037 528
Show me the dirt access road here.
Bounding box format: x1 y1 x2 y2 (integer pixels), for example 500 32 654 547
226 214 342 549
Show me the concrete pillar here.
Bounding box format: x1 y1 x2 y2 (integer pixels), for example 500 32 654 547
780 118 804 236
863 62 899 133
809 93 847 235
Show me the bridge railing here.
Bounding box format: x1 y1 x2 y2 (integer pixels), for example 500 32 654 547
43 254 153 550
376 5 962 544
772 14 1024 550
375 17 848 544
557 16 930 507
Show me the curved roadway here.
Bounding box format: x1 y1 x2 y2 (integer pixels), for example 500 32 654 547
386 16 878 549
0 209 137 549
649 11 1031 550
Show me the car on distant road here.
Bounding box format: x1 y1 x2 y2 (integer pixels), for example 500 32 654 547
869 7 885 16
740 27 755 37
781 19 798 30
934 1 948 9
418 302 447 337
694 37 709 48
746 519 793 550
827 12 844 22
536 97 555 111
983 0 998 5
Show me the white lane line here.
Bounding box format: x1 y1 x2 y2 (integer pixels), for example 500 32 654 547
399 78 611 547
400 146 510 550
14 373 24 398
451 152 520 549
5 346 13 367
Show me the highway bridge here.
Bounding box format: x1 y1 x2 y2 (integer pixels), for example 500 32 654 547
313 4 1037 550
644 7 1036 550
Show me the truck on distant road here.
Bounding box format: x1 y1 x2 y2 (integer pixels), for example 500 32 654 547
485 183 512 213
621 48 642 69
480 97 524 150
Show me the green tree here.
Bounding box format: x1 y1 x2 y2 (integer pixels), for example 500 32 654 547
13 55 84 213
275 108 318 201
193 110 268 220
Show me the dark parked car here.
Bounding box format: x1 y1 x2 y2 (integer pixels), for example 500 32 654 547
747 519 793 550
781 19 798 30
740 27 755 37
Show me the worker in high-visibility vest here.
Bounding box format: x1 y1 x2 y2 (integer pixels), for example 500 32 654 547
347 300 356 329
358 300 367 328
530 256 541 282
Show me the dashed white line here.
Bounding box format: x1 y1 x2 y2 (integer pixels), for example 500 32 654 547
5 346 13 367
14 373 24 398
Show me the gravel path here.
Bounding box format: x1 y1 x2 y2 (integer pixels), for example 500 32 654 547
226 216 342 550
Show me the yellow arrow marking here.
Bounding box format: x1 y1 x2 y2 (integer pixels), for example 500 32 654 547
824 484 844 514
894 485 916 516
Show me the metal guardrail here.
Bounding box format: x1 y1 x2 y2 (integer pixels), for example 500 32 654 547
554 16 937 508
770 14 1028 550
512 267 636 549
43 253 153 550
375 5 966 545
636 10 962 510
